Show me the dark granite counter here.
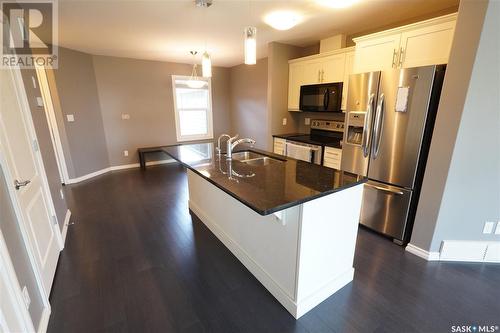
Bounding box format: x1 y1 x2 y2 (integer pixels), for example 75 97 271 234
163 142 366 215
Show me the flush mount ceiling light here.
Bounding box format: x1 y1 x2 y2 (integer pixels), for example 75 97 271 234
316 0 359 9
263 10 302 31
187 51 206 89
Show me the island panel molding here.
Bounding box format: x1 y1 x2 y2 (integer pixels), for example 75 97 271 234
187 169 364 318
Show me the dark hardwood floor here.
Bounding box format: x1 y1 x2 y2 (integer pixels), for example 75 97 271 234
48 164 500 333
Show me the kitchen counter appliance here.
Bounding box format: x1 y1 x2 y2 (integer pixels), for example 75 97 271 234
299 82 343 112
341 65 446 245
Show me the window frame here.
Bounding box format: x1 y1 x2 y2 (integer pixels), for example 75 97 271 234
171 75 214 142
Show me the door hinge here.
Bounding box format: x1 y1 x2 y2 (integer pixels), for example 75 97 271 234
51 215 58 226
32 139 39 152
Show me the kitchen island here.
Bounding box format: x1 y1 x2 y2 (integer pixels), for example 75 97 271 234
163 142 366 318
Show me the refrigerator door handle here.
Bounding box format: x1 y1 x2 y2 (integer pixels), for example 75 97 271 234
362 93 375 157
365 183 404 195
372 93 385 159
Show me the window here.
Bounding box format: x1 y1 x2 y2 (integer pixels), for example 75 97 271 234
172 75 213 142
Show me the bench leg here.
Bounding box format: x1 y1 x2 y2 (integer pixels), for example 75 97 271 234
139 152 146 170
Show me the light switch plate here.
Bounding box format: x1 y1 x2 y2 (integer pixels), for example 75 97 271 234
282 118 287 126
123 150 129 157
121 114 130 120
305 118 310 125
495 222 500 235
36 96 44 107
22 286 30 309
483 221 495 234
66 114 75 122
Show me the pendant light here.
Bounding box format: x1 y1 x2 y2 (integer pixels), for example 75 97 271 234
187 51 206 89
202 51 212 77
244 26 257 65
196 0 212 78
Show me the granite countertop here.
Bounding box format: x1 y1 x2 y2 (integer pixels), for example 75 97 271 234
162 142 366 215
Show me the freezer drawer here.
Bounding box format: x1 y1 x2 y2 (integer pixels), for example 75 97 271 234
360 181 412 241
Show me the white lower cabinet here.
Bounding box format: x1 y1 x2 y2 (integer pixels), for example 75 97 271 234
323 147 342 170
274 137 286 155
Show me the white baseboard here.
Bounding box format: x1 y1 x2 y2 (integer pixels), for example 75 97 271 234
61 209 71 247
37 306 50 333
405 243 440 261
406 241 500 263
65 159 175 184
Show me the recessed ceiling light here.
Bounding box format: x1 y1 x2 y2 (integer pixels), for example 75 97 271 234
316 0 359 9
264 10 302 31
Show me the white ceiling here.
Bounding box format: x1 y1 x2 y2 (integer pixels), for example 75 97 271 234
58 0 458 67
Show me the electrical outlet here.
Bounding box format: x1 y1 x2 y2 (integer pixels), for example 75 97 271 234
121 114 130 120
123 150 129 157
22 286 30 309
495 221 500 235
60 189 64 200
282 118 287 126
36 96 44 107
483 221 495 234
66 114 75 122
305 118 311 125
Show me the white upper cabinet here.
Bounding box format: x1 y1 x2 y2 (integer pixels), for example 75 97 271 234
353 33 401 73
341 51 355 111
399 20 456 68
353 13 457 73
321 53 346 83
288 48 352 111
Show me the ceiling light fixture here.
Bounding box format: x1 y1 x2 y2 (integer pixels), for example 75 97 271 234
202 51 212 78
263 10 301 31
316 0 359 9
187 51 206 89
244 26 257 65
196 0 213 77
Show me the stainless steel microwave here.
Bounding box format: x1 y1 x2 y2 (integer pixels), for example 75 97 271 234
299 82 343 112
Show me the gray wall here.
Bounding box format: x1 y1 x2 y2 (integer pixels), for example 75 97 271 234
266 42 305 149
92 55 231 166
20 70 68 229
48 47 110 178
411 0 499 252
229 58 268 150
0 167 44 328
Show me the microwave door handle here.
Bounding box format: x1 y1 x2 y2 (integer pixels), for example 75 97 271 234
362 93 375 157
323 89 329 111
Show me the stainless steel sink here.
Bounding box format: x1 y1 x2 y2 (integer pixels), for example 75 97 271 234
231 151 263 161
242 157 280 166
230 151 284 166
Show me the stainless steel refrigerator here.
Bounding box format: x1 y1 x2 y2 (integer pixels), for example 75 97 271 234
341 65 446 245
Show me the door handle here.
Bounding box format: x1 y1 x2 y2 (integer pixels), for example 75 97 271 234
323 89 330 110
362 93 375 157
14 179 31 190
318 70 321 83
372 93 385 159
365 183 404 195
398 47 405 68
392 49 398 68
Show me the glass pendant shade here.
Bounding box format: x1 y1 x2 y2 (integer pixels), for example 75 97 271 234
244 26 257 65
202 51 212 78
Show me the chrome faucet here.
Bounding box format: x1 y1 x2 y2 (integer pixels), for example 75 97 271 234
216 133 231 155
226 135 256 160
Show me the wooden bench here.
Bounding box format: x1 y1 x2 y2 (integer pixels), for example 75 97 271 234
138 146 168 169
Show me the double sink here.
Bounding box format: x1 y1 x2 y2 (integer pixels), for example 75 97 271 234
230 151 285 166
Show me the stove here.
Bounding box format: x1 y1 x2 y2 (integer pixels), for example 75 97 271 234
286 120 344 149
276 119 345 165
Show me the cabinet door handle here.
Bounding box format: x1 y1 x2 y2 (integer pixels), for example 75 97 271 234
321 70 325 82
318 70 321 82
398 47 405 68
392 49 397 68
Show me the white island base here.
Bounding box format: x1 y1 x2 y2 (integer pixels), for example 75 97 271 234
187 170 364 319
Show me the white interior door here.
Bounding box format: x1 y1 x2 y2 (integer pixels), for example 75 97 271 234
0 67 62 295
35 66 69 184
